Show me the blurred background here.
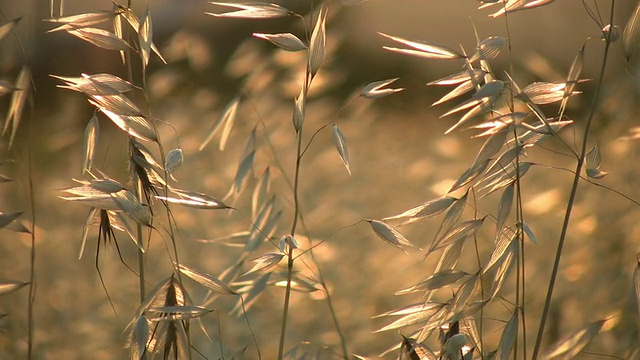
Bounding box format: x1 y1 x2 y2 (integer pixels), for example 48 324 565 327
0 0 640 359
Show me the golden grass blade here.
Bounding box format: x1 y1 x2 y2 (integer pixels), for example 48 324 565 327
147 305 213 320
434 242 463 273
0 17 21 41
45 11 114 32
0 281 28 295
360 78 405 99
82 114 99 174
4 66 30 148
292 86 305 132
252 167 270 218
253 32 306 52
379 32 463 60
178 264 236 295
623 1 640 61
382 196 455 223
368 219 417 253
91 105 157 142
469 36 507 62
138 9 152 67
432 80 474 106
116 6 166 64
242 252 285 277
428 218 484 254
448 159 489 193
111 190 151 226
495 184 514 242
332 123 351 175
78 208 98 259
199 97 239 151
231 273 271 315
0 211 23 229
543 320 606 359
67 27 130 51
560 44 584 118
207 2 293 19
157 187 228 210
496 312 518 360
395 270 468 295
226 150 255 201
433 194 468 243
308 5 327 78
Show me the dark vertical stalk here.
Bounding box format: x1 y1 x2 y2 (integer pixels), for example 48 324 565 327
531 2 615 358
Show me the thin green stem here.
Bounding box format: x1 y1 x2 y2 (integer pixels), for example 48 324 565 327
531 2 615 358
277 246 295 360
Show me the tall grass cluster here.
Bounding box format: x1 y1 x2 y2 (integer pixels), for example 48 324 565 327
1 0 640 359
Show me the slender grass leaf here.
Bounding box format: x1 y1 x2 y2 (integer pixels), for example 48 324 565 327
382 195 455 224
544 320 606 359
89 93 141 116
395 270 468 295
448 159 489 193
253 32 306 51
78 208 98 259
205 97 239 151
252 167 270 218
178 264 236 295
497 312 518 360
489 0 557 17
0 211 23 229
158 187 228 210
433 192 467 243
495 183 514 241
0 80 17 98
242 252 284 277
585 145 608 179
360 78 405 99
292 86 305 132
434 242 463 273
52 73 136 95
520 221 537 244
4 66 30 148
116 6 166 63
429 218 484 254
147 305 212 320
452 272 479 310
428 69 485 86
443 334 468 358
0 17 20 41
486 230 518 270
231 272 270 315
560 45 584 117
623 1 640 60
442 80 504 117
0 281 28 295
469 36 507 62
165 148 183 175
308 6 327 78
131 315 149 359
82 115 99 173
45 11 114 32
379 32 463 60
207 2 293 19
92 104 157 142
374 302 445 318
226 150 255 201
432 80 475 106
332 123 351 175
111 211 143 252
138 9 152 67
111 190 151 226
368 220 416 253
67 27 130 51
375 304 445 333
399 337 437 360
522 81 581 105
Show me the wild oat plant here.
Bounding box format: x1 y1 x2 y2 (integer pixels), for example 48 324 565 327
1 0 640 359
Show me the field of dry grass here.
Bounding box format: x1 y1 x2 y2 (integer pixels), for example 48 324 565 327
1 1 640 359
